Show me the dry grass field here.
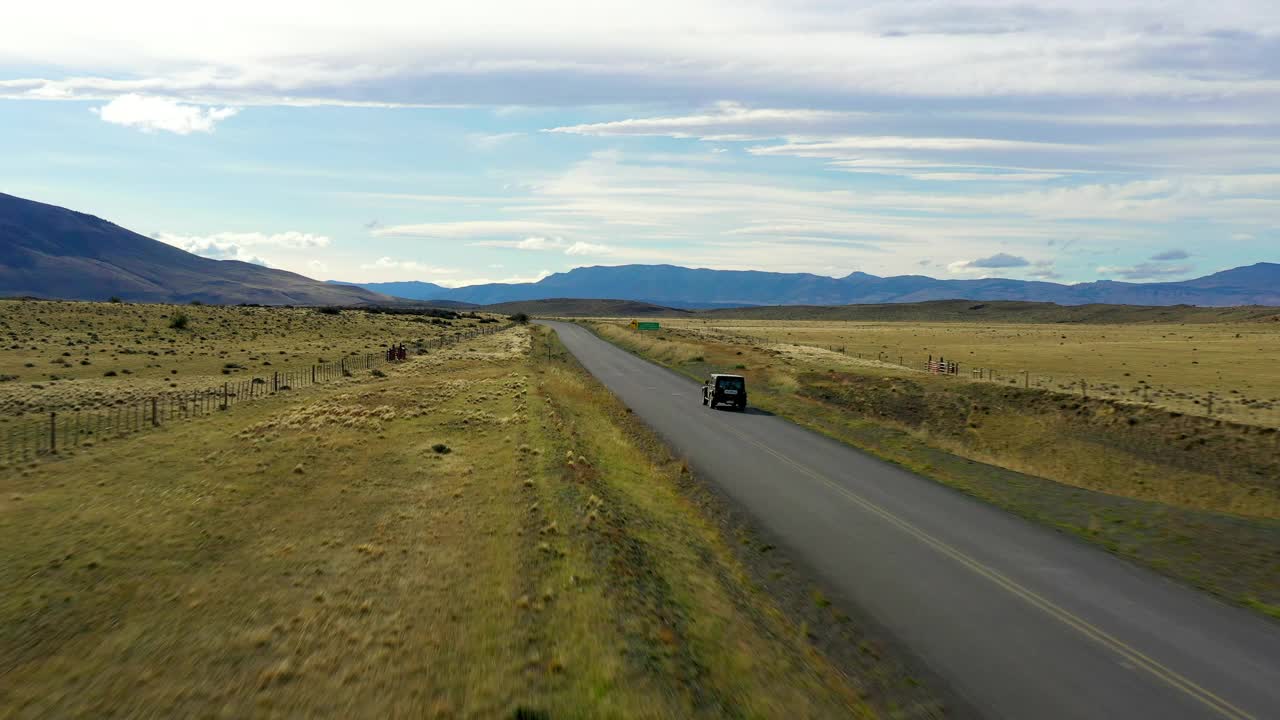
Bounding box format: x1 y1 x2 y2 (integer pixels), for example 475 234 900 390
0 299 493 420
587 320 1280 619
0 312 946 718
654 318 1280 426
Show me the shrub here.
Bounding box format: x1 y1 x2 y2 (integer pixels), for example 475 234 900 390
371 369 386 378
317 306 342 315
108 296 123 303
103 370 118 377
508 312 530 324
189 300 204 306
169 312 190 330
431 443 452 454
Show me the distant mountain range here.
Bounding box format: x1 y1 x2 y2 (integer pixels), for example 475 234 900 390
0 193 391 305
3 192 1276 308
338 262 1280 308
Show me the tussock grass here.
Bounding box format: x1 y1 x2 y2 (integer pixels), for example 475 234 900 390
0 298 500 418
595 323 707 366
649 317 1280 426
0 324 888 717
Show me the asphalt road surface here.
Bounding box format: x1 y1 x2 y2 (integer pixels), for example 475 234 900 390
541 321 1280 720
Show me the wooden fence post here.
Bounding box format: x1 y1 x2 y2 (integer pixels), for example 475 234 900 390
49 412 57 454
153 397 159 426
273 372 279 392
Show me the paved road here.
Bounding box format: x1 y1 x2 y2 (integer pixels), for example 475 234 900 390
541 321 1280 720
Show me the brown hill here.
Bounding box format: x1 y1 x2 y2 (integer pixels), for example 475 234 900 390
0 192 392 306
483 298 694 317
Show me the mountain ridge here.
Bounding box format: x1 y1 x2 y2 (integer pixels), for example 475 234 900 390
343 262 1280 308
3 192 1276 308
0 192 393 306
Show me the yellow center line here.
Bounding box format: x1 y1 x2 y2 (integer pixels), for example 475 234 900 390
715 420 1256 720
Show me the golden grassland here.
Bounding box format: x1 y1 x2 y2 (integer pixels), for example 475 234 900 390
588 321 1280 618
637 317 1280 426
0 323 932 718
0 299 494 418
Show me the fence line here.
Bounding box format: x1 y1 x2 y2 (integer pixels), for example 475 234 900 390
677 326 1278 426
1 323 515 464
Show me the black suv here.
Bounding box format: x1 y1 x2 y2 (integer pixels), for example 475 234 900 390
702 373 747 411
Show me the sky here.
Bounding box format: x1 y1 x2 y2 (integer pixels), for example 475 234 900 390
1 1 1277 287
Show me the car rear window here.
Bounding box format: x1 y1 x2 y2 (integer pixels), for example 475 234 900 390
717 377 744 390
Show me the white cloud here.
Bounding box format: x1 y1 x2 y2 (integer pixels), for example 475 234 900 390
910 172 1065 182
91 94 238 134
548 102 860 139
154 230 331 264
359 257 459 274
948 253 1035 275
372 221 571 238
5 3 1275 284
342 148 1270 279
471 236 613 256
308 259 329 274
4 1 1279 113
516 236 562 251
433 270 553 288
1097 262 1195 280
549 106 1106 184
564 241 611 256
749 136 1082 162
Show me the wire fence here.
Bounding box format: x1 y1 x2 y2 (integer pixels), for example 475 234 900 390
671 326 1280 427
2 322 515 463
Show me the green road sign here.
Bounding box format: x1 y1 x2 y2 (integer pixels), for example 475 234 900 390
636 322 661 331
